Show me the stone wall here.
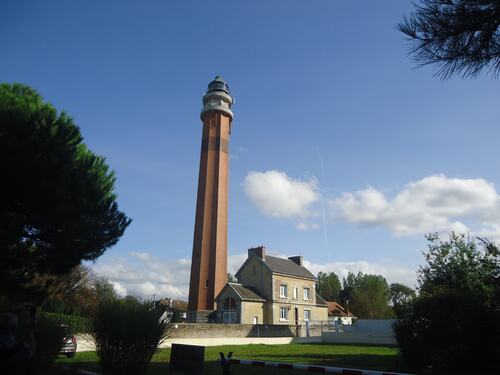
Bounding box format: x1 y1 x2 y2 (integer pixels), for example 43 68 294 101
169 323 297 338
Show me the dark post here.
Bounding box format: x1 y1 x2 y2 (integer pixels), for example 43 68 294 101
219 351 233 375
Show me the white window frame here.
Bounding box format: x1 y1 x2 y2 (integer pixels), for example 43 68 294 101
293 287 298 299
303 287 310 300
304 309 311 322
279 284 288 298
279 307 289 321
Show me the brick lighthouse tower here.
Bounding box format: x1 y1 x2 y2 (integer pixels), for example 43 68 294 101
187 76 234 322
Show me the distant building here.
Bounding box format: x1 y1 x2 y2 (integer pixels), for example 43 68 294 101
215 246 328 324
158 298 188 322
326 301 355 325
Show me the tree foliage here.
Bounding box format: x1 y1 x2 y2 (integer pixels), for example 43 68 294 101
394 233 500 372
0 83 131 304
41 265 117 316
399 0 500 78
340 272 392 318
389 283 415 315
316 271 341 301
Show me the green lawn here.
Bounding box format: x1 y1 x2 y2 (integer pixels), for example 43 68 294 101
57 343 400 374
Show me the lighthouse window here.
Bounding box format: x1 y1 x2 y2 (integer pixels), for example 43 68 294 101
205 279 209 288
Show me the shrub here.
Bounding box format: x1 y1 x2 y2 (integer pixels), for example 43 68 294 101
29 314 67 374
91 298 170 375
394 234 500 372
41 312 91 333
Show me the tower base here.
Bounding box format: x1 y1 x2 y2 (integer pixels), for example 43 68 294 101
187 310 216 323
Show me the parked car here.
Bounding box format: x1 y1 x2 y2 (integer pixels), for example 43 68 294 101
59 324 77 358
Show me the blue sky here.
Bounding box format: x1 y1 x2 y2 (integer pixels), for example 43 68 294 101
2 0 499 298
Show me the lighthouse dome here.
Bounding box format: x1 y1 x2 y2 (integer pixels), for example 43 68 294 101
207 76 230 94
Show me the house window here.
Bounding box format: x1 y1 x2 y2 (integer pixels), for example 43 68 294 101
223 297 237 310
303 288 310 300
293 287 298 299
223 311 237 323
222 297 237 323
279 285 288 298
304 309 311 322
280 307 289 321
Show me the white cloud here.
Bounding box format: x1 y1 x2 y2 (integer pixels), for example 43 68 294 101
332 174 500 238
110 281 127 297
93 251 417 298
130 251 154 262
92 252 192 299
92 252 251 299
243 170 320 230
296 222 320 231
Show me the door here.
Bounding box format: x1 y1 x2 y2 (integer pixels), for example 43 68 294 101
253 316 258 324
294 307 299 325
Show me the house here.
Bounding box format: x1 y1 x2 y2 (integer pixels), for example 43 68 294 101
326 301 355 325
158 298 188 322
215 246 328 324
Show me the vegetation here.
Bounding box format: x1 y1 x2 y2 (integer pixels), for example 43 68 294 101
41 312 91 334
29 314 66 374
0 83 131 305
41 265 118 318
316 271 341 301
399 0 500 78
340 272 392 318
58 343 399 374
91 298 171 375
394 233 500 373
389 283 415 316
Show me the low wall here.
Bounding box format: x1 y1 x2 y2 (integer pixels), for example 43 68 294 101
75 334 321 352
168 323 297 338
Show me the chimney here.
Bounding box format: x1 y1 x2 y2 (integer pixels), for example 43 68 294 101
248 246 266 260
288 256 303 267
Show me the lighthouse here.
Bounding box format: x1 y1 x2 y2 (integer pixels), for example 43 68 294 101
187 76 234 322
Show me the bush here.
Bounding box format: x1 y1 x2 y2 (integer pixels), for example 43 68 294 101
91 298 170 375
394 234 500 372
41 312 91 333
30 314 67 374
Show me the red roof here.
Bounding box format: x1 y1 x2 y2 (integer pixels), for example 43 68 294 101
326 301 354 317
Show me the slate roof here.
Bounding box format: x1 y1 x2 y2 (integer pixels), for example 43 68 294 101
225 283 266 302
264 255 316 280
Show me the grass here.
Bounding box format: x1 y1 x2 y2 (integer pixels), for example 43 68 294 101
57 343 400 374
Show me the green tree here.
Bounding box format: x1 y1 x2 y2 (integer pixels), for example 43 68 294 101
0 83 131 305
394 233 500 372
227 273 237 283
389 283 415 316
94 277 118 303
341 272 391 318
316 271 341 301
399 0 500 78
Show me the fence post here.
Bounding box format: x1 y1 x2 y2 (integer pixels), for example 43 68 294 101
219 351 233 375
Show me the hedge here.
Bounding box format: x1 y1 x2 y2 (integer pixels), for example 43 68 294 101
41 312 91 334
